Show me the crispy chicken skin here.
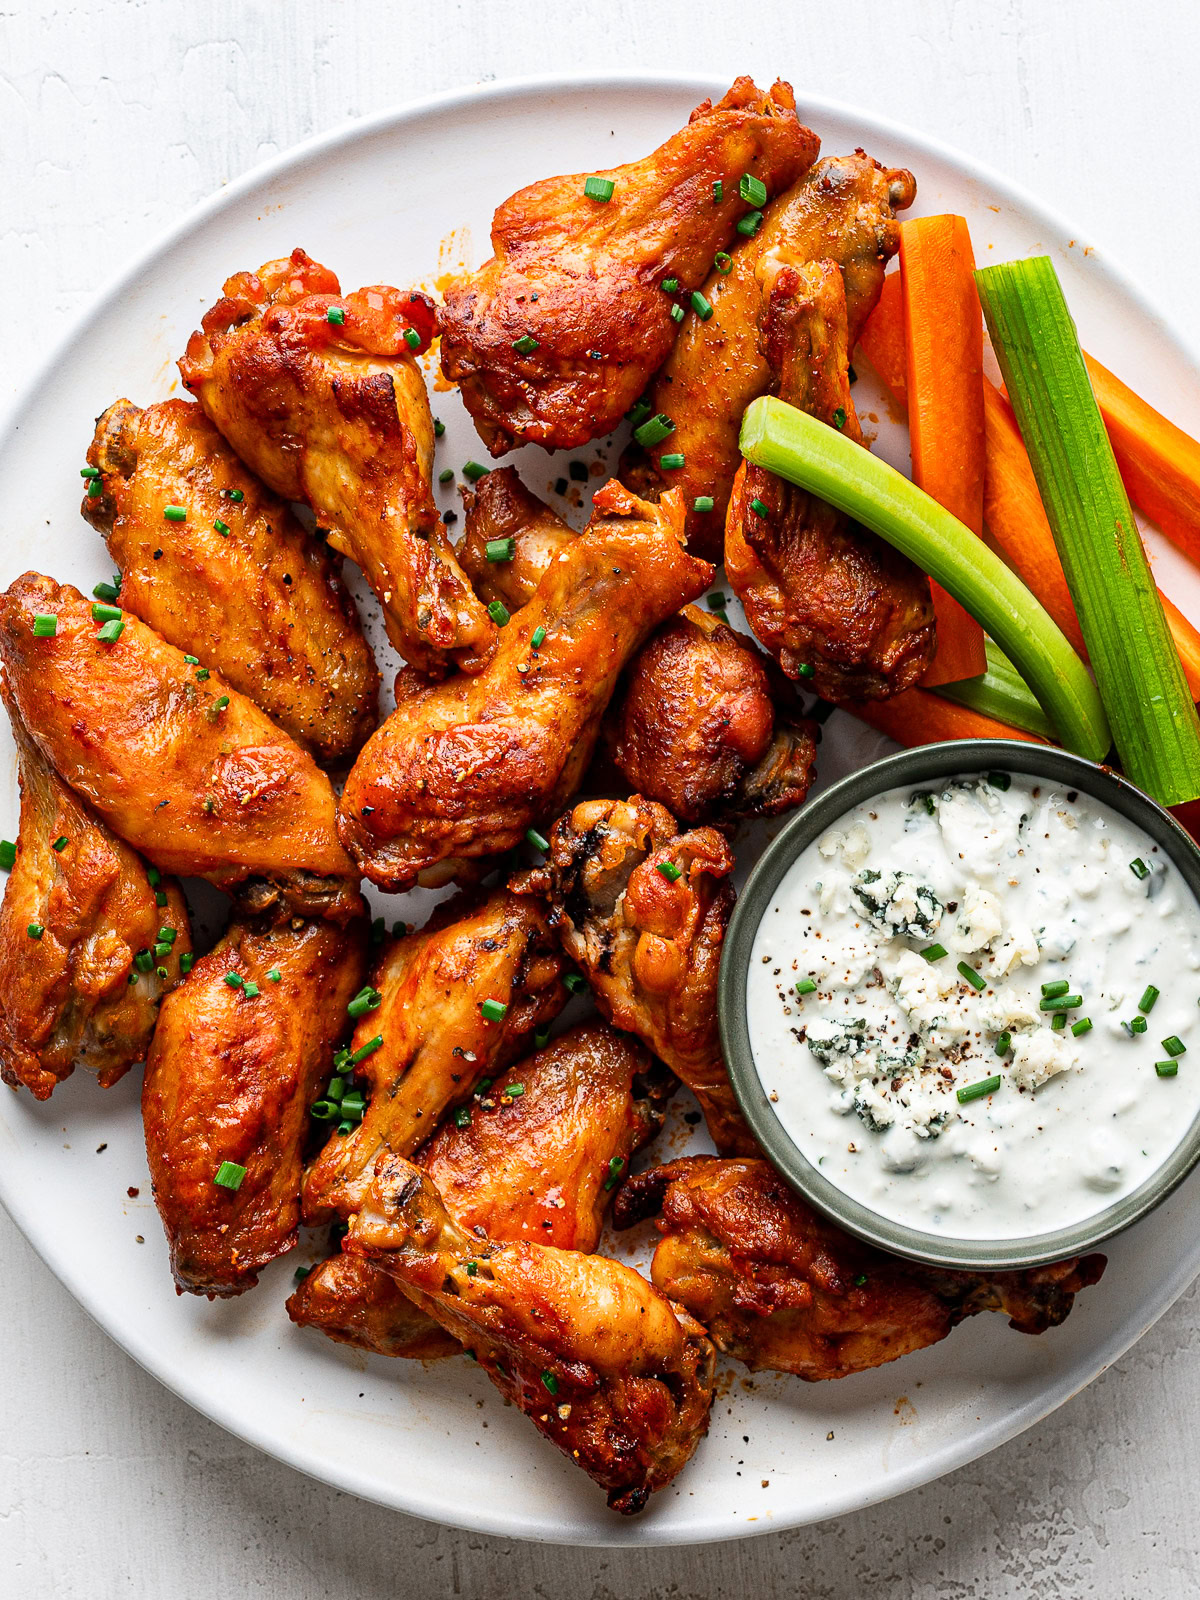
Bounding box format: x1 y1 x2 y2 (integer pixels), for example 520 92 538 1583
83 398 378 764
515 795 754 1155
438 79 819 456
624 153 916 557
0 705 191 1099
288 1022 670 1357
347 1155 716 1513
301 889 566 1223
603 606 817 824
725 259 936 698
0 573 358 920
615 1158 1107 1380
143 908 368 1297
338 483 712 890
458 467 577 609
179 248 494 677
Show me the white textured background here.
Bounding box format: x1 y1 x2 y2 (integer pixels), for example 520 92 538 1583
3 2 1199 1594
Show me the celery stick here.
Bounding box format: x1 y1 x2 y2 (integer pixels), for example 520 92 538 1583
935 641 1054 740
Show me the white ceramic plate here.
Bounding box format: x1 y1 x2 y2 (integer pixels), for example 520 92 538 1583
4 75 1200 1549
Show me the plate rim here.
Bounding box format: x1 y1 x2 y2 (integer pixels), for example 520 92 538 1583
4 70 1200 1548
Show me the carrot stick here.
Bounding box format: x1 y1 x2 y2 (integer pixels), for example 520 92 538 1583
1086 353 1200 569
841 688 1046 749
859 285 1200 701
899 216 988 686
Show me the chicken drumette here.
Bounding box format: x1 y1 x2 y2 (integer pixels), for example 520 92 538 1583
338 482 711 890
623 152 916 557
83 398 378 764
458 466 577 610
143 906 368 1297
179 248 494 677
0 703 191 1099
515 794 754 1155
725 258 936 698
0 573 358 921
289 1021 670 1358
438 78 819 455
615 1158 1107 1380
347 1155 715 1514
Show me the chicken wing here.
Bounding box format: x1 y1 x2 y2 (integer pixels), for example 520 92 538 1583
0 573 358 920
602 605 817 824
83 398 378 763
143 906 368 1296
615 1158 1107 1380
0 704 191 1099
347 1155 715 1513
622 151 916 557
515 795 754 1155
725 259 936 698
301 888 566 1224
438 79 819 455
338 482 712 890
179 248 494 676
288 1021 670 1357
458 467 576 610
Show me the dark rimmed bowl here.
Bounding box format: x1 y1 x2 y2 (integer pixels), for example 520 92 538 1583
719 739 1200 1270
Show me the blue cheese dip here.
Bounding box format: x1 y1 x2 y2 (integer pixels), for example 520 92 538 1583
747 772 1200 1239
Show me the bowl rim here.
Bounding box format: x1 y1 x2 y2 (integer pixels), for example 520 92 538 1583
719 737 1200 1271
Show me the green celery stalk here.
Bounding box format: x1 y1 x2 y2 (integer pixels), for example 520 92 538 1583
976 255 1200 807
934 640 1054 741
739 396 1110 763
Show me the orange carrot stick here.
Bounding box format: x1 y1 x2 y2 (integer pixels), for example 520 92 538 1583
899 216 988 686
1086 353 1200 569
859 271 907 404
842 688 1045 749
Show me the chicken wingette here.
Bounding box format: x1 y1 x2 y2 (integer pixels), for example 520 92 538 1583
438 78 819 455
83 397 378 763
0 573 358 921
347 1155 715 1513
179 248 493 677
458 466 577 610
615 1158 1107 1380
338 482 711 890
0 701 191 1099
143 905 367 1297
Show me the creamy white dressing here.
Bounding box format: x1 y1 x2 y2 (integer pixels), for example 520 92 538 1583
747 773 1200 1239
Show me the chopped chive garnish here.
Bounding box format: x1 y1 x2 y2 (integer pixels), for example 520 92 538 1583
184 655 199 665
603 1155 626 1193
502 1082 525 1099
195 667 210 681
661 278 679 294
1051 1012 1067 1031
739 172 768 207
96 619 124 643
438 468 454 484
659 452 685 470
920 943 948 962
693 496 715 513
242 981 260 999
564 973 587 994
326 306 345 325
463 461 490 482
153 942 172 960
832 407 847 431
583 176 615 202
223 972 243 989
52 835 67 852
736 210 763 237
350 1035 383 1065
795 978 817 996
1072 1017 1093 1036
526 827 550 852
1041 980 1070 998
534 1026 551 1049
487 600 510 627
957 1074 1001 1104
155 889 167 907
32 614 57 637
486 538 516 562
633 412 674 448
795 662 815 680
180 952 193 975
1162 1035 1186 1056
712 180 723 203
530 625 546 649
404 327 421 350
433 418 445 436
1123 1016 1149 1036
465 1260 478 1276
213 1161 246 1191
27 923 43 940
336 1120 354 1135
749 498 769 518
294 1266 310 1284
988 771 1011 790
213 519 230 536
957 962 987 992
453 1107 471 1129
690 291 713 321
1139 985 1160 1013
1130 857 1150 880
656 860 683 882
92 603 121 622
326 1077 346 1103
213 695 229 712
227 488 244 503
480 998 508 1022
134 949 154 973
707 591 727 611
1156 1060 1180 1077
163 505 186 522
0 841 15 870
85 477 103 498
714 251 732 275
339 1092 365 1117
994 1030 1012 1056
92 579 120 601
310 1099 337 1120
80 465 101 479
1039 993 1082 1011
670 303 684 324
513 334 539 355
347 987 381 1019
